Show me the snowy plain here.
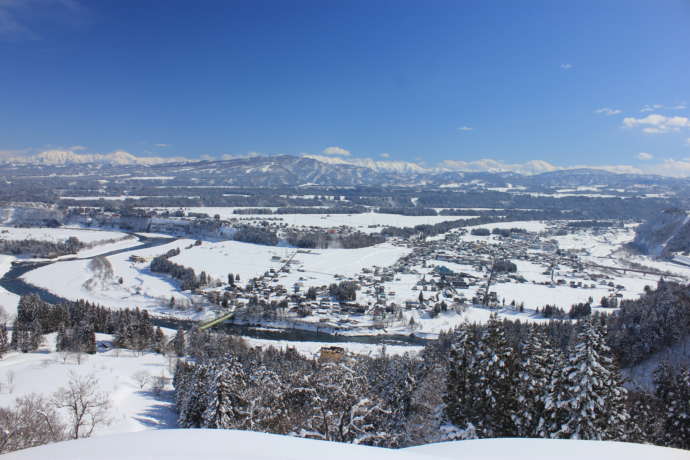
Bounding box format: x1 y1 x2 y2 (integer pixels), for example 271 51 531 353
0 226 129 245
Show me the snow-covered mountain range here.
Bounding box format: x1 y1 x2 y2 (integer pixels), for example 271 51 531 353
2 151 688 190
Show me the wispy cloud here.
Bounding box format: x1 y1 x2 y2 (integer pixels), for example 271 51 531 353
322 146 351 156
637 152 653 160
457 126 474 132
640 103 687 112
622 114 690 134
594 107 622 116
560 63 573 70
0 0 86 41
155 143 170 148
379 153 390 158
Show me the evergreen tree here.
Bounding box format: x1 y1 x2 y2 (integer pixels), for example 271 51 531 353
477 314 517 437
544 319 629 440
512 326 551 437
202 357 248 429
654 363 690 449
173 327 186 357
154 327 166 353
0 322 8 358
445 323 484 434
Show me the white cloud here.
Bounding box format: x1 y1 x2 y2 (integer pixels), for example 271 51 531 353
640 104 664 113
641 103 687 112
622 114 690 134
379 153 390 158
594 107 622 116
644 159 690 178
457 126 474 132
322 146 351 156
686 138 690 146
155 143 170 148
637 152 653 160
560 63 573 70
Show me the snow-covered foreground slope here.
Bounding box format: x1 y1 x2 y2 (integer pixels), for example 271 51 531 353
3 429 687 460
0 333 176 436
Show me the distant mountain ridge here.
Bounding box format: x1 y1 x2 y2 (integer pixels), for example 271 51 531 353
2 152 688 189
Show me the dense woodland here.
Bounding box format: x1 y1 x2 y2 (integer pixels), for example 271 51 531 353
172 315 689 449
1 278 689 451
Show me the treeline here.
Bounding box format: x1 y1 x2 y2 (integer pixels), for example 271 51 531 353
377 207 438 216
173 330 415 447
285 230 385 249
0 236 83 258
444 315 689 448
381 216 504 239
150 247 207 291
231 206 369 215
8 294 165 354
232 225 279 246
607 280 690 366
275 206 367 214
171 315 690 449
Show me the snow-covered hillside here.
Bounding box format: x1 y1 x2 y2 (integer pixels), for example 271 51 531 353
3 429 687 460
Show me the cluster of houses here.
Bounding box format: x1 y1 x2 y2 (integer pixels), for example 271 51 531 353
177 221 634 332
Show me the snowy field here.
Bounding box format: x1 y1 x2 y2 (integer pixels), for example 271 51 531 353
0 226 128 244
22 239 200 315
0 333 176 437
241 336 423 358
4 428 687 460
170 240 411 288
148 207 467 233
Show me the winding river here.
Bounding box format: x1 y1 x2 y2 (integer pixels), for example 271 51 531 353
0 233 428 347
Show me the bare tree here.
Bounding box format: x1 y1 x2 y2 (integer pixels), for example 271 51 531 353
149 373 169 396
52 373 111 439
6 371 15 394
132 370 150 390
0 393 67 454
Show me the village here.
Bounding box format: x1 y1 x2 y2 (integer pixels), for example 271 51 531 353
133 218 665 336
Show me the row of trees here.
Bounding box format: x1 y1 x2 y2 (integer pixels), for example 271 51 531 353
284 230 385 249
10 294 164 355
150 247 206 291
0 236 83 258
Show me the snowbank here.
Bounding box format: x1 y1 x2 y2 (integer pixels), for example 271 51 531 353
3 429 687 460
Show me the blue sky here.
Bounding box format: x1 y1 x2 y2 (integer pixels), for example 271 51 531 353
1 0 689 173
